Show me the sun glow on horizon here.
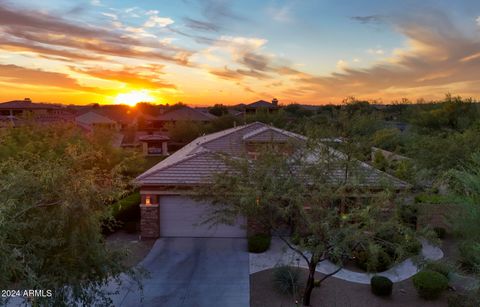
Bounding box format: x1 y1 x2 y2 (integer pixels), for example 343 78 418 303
114 90 155 106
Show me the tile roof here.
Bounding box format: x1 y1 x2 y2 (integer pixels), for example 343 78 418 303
0 100 63 109
75 111 117 125
156 106 217 121
246 100 278 109
136 122 409 189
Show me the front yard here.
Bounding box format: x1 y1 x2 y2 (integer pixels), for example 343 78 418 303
251 268 448 307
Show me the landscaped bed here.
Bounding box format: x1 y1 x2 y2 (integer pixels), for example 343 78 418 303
250 268 449 307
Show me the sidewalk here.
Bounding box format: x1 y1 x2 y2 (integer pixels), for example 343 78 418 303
250 237 444 284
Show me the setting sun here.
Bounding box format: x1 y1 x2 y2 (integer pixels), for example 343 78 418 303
114 90 154 106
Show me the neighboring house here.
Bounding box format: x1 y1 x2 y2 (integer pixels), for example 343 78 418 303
75 111 120 131
0 99 74 123
244 99 279 114
139 134 170 156
137 106 217 131
136 122 409 239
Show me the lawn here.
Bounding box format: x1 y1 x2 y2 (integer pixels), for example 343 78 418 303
250 268 449 307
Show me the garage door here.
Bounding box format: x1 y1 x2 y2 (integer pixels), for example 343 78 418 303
159 196 246 237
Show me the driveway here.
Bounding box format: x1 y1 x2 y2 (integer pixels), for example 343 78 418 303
115 238 250 307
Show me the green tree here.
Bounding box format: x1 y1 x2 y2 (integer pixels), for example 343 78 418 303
208 104 229 116
195 141 417 306
0 123 143 306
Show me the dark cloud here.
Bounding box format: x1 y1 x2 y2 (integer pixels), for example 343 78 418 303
209 66 271 80
184 17 220 32
350 15 384 24
0 3 193 65
181 0 246 35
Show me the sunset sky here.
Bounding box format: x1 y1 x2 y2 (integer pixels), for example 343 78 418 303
0 0 480 106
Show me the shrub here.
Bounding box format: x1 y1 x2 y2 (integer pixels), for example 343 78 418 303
412 270 448 300
458 241 480 273
272 266 301 295
405 238 422 255
370 276 393 296
399 205 418 229
434 227 447 239
423 261 452 280
248 234 271 253
355 249 392 272
111 192 141 221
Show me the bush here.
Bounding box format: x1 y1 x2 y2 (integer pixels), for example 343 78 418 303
434 227 447 239
370 276 393 296
111 192 141 221
412 270 448 300
248 234 271 253
399 205 418 229
458 241 480 273
272 266 301 295
423 261 452 280
355 249 392 272
405 238 422 255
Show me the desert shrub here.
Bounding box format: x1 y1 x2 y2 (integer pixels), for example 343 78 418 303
413 270 448 300
405 237 422 255
458 241 480 273
355 248 392 272
248 234 271 253
370 276 393 296
272 266 301 295
434 227 447 239
423 261 453 280
399 204 418 229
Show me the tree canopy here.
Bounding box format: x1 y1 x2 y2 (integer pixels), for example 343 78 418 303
0 123 143 306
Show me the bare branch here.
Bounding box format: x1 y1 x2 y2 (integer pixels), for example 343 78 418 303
279 236 310 265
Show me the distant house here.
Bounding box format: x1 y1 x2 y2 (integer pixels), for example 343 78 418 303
244 99 279 114
139 134 170 156
138 106 217 130
136 122 409 239
75 111 120 131
0 99 74 123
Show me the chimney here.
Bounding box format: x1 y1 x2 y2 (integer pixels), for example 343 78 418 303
272 98 278 106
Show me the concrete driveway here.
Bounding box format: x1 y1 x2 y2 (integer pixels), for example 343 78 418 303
115 238 249 307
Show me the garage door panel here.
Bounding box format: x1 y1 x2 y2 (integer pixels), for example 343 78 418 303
160 196 246 238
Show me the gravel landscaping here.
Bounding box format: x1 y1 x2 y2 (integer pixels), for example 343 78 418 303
250 268 449 307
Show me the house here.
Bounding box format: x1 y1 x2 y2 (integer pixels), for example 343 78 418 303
75 111 120 131
137 105 216 131
244 99 279 114
135 122 409 239
0 99 74 123
139 134 170 156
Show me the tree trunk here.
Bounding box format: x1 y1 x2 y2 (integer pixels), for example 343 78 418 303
302 260 318 306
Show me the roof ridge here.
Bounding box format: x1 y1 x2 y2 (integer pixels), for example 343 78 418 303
136 150 214 181
136 122 260 181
